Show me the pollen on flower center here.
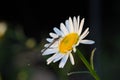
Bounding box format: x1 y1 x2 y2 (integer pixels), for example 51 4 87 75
59 33 79 53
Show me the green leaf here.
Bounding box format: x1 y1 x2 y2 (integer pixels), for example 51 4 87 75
76 48 100 80
90 48 96 70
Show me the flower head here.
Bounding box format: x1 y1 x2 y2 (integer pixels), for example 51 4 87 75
41 16 95 68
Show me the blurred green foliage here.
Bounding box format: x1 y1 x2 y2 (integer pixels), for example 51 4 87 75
0 22 37 80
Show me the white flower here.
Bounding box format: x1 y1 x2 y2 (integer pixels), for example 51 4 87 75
41 16 95 68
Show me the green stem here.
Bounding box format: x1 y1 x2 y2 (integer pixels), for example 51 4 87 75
76 49 100 80
90 48 96 70
67 71 90 76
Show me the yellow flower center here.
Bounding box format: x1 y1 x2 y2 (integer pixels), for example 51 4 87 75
59 33 79 54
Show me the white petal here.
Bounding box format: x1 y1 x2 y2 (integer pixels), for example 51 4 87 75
52 42 59 48
65 20 70 33
60 23 69 35
44 44 49 47
53 53 64 63
73 46 76 53
59 54 69 68
78 18 85 35
42 48 58 55
69 53 75 65
76 39 81 46
46 38 53 42
73 16 77 32
49 32 58 38
80 27 89 39
47 53 58 64
69 17 74 32
44 40 58 48
53 27 64 36
41 49 45 53
80 40 95 44
50 41 59 48
80 31 89 40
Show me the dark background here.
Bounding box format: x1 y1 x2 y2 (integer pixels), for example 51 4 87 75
0 0 120 80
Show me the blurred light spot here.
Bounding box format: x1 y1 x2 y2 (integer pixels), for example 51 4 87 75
27 63 30 66
25 38 36 48
0 22 7 38
17 70 28 80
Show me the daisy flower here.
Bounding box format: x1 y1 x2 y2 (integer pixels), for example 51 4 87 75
41 16 95 68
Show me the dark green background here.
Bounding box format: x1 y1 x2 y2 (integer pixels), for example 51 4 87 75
0 0 120 80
